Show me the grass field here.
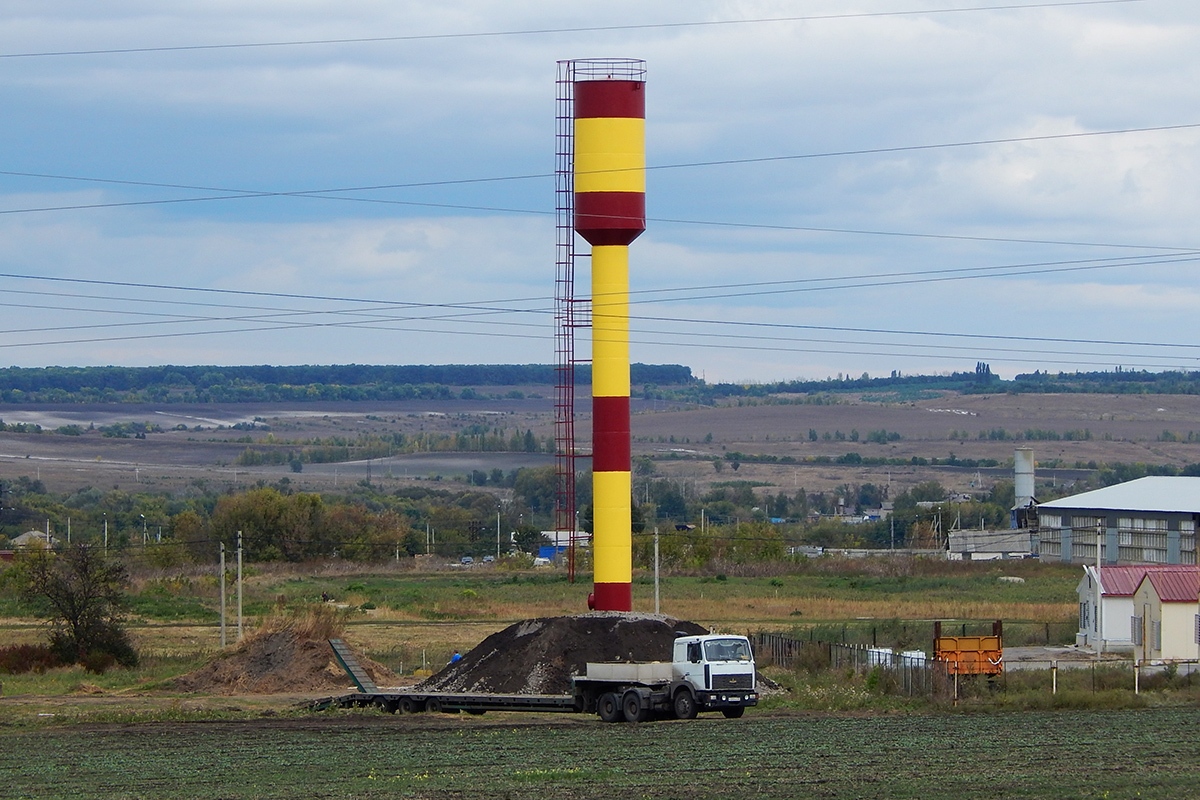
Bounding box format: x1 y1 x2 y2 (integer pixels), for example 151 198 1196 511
1 558 1196 798
0 557 1082 682
3 709 1199 799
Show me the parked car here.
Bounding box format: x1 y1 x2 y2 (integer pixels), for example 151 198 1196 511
460 555 474 565
482 555 495 563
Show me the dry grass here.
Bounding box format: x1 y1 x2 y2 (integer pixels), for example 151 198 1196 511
655 595 1074 625
253 604 350 642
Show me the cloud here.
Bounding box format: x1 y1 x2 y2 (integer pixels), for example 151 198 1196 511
0 1 1196 379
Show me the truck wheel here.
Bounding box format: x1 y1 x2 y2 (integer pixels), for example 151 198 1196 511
622 691 648 723
672 690 698 720
721 707 745 719
597 692 623 723
398 697 422 714
426 698 444 714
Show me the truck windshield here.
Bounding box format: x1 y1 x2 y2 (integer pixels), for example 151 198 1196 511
703 638 751 662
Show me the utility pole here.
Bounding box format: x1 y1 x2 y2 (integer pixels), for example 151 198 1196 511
237 531 244 642
219 543 227 648
654 526 660 615
103 513 108 555
497 507 502 561
1096 522 1103 655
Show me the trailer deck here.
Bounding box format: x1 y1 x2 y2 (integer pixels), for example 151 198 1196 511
309 690 579 714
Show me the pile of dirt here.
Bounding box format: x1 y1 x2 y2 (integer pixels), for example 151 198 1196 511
172 631 397 695
417 612 709 695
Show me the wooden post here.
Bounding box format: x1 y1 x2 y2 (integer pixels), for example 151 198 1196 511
219 543 227 648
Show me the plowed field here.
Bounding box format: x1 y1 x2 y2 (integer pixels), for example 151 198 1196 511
3 708 1198 799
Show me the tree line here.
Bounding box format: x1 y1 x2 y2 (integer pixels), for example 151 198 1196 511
0 363 695 404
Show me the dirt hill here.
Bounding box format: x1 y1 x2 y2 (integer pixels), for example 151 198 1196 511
172 629 396 695
416 612 709 695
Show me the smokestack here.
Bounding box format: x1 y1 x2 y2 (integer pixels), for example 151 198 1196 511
1014 447 1035 507
571 60 646 612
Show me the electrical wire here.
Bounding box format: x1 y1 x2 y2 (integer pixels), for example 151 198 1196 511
0 248 1198 368
0 2 1144 59
4 121 1198 254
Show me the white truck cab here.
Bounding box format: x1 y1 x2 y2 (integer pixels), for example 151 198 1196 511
671 634 757 716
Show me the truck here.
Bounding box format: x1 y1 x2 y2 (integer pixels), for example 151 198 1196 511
313 633 757 722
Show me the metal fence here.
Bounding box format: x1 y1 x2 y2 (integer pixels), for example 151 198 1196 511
751 631 1200 698
751 631 940 697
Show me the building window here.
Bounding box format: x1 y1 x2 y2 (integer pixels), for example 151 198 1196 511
1151 620 1162 652
1117 517 1169 563
1079 602 1090 630
1131 616 1144 646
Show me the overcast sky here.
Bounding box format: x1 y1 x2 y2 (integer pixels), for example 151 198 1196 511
0 1 1197 383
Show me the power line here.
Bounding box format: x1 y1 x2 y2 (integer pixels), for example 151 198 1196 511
4 121 1197 253
0 2 1143 59
1 249 1199 362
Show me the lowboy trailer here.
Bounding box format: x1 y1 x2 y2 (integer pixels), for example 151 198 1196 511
312 634 758 722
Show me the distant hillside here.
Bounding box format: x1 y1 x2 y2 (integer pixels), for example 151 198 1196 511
0 363 694 404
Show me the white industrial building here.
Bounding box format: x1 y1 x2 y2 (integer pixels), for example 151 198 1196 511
1037 476 1199 566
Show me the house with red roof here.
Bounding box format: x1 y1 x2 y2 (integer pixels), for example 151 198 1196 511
1132 569 1200 663
1076 564 1198 653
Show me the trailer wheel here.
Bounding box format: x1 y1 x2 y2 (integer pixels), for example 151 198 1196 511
374 698 397 714
398 697 422 714
597 692 623 723
672 689 698 720
426 698 444 714
622 691 648 723
721 707 745 719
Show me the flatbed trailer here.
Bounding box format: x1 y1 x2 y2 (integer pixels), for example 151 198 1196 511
310 690 580 715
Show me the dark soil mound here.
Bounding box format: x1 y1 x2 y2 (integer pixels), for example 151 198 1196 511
417 612 709 695
172 631 396 695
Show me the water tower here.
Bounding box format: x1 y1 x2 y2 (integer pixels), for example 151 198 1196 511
556 59 646 612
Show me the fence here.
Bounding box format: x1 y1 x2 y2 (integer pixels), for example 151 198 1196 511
749 620 1075 650
751 630 1200 699
751 631 940 697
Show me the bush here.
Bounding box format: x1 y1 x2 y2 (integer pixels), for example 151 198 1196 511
81 650 117 674
0 644 62 674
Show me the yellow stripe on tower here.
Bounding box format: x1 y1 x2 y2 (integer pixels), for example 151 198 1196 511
574 118 646 194
592 470 632 585
590 245 630 399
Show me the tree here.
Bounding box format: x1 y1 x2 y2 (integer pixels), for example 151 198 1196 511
15 544 137 669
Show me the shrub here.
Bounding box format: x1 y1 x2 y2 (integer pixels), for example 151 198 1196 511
82 650 117 674
0 644 62 674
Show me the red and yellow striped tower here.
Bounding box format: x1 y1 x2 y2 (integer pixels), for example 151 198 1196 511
572 60 645 612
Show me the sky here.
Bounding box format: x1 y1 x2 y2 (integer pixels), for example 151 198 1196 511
0 0 1197 384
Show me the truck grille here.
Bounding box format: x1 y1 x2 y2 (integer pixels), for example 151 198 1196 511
713 673 754 690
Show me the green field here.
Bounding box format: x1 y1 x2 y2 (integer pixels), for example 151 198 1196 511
3 709 1198 799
